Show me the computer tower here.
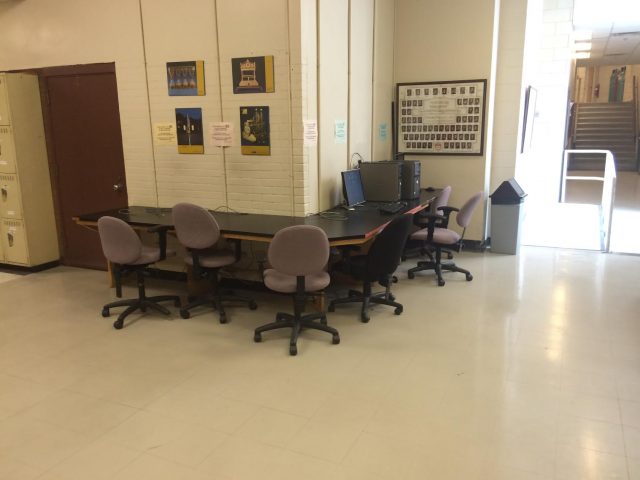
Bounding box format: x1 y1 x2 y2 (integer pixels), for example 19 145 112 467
399 160 420 200
359 160 421 201
359 162 402 202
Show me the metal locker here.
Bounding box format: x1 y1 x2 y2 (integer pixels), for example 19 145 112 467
1 219 29 265
0 76 10 126
0 174 22 219
0 126 17 173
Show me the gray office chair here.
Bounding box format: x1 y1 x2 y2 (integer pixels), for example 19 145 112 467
98 216 181 329
329 215 412 323
172 202 257 323
408 185 453 260
407 192 482 286
254 225 340 356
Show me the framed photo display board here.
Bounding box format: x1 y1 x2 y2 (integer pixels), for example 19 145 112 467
396 79 487 156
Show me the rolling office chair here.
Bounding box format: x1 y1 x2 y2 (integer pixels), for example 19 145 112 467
329 214 412 323
254 225 340 356
407 192 482 286
408 185 453 260
172 202 256 323
98 216 181 330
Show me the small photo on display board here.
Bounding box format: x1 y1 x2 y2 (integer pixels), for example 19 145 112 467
396 79 487 156
232 56 274 94
175 108 204 154
240 106 270 155
167 61 205 96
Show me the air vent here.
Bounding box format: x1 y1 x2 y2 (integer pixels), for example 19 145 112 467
3 219 21 227
0 174 16 181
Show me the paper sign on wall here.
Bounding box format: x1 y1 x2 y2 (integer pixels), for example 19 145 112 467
153 123 177 146
210 122 234 147
378 123 388 141
334 120 347 144
303 120 317 146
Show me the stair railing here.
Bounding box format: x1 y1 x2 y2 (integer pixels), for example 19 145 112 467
561 149 617 252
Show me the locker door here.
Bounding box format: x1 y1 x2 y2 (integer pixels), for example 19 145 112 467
0 76 10 126
0 127 17 173
1 219 29 265
0 174 22 219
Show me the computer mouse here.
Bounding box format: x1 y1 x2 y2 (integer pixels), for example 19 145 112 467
424 186 435 191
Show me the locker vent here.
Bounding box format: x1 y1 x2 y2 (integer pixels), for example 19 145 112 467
0 174 16 181
3 220 21 227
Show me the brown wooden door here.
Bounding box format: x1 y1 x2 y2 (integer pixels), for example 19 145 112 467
42 64 128 269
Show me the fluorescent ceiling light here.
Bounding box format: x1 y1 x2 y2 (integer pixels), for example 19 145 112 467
574 42 593 51
573 30 592 41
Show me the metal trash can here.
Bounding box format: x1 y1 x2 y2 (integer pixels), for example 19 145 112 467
490 178 526 254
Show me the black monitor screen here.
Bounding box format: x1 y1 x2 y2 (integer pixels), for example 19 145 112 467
341 169 365 207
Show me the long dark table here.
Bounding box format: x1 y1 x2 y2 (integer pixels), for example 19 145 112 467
75 189 439 247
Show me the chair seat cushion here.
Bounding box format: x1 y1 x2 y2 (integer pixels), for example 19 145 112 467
264 269 330 293
410 227 461 245
131 246 176 265
184 249 236 268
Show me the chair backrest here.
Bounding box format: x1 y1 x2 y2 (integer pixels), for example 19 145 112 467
432 185 452 214
366 214 413 279
268 225 329 277
456 192 483 229
172 202 220 249
97 216 142 265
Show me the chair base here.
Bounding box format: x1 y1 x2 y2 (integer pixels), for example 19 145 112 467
179 292 257 324
254 311 340 356
407 260 473 286
328 281 403 323
102 295 181 329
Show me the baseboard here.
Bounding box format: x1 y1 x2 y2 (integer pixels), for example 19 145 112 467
0 260 60 274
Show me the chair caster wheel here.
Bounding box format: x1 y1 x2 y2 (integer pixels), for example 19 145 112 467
219 313 227 324
249 301 258 310
180 310 190 319
101 308 110 318
328 304 335 312
466 274 473 281
394 306 403 315
361 313 370 323
289 345 298 356
320 315 327 325
438 280 445 287
332 334 340 345
254 332 262 342
407 272 415 279
392 276 398 283
113 319 123 330
174 299 181 307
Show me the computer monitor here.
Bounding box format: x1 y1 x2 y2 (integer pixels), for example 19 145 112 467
341 169 366 207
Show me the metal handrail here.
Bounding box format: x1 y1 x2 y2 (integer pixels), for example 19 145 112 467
561 149 617 252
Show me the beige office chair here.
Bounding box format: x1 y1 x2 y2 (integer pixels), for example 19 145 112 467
407 192 482 286
254 225 340 356
98 216 181 329
172 202 257 324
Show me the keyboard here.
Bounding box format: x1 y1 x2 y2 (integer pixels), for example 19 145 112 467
378 201 406 214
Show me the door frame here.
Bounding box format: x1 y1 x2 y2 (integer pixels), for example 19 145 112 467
13 63 122 265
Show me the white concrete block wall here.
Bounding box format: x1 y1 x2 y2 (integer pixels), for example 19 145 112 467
489 0 528 192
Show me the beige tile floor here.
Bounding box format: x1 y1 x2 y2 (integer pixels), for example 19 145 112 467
1 246 639 479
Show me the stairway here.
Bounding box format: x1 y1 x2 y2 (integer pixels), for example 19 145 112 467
571 102 638 171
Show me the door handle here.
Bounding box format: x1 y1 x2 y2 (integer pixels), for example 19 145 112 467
7 232 13 247
113 182 125 192
1 186 7 201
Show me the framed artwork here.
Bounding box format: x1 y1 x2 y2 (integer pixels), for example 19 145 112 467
175 108 204 154
232 56 274 94
395 79 487 156
240 106 270 155
521 86 537 153
167 61 205 96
